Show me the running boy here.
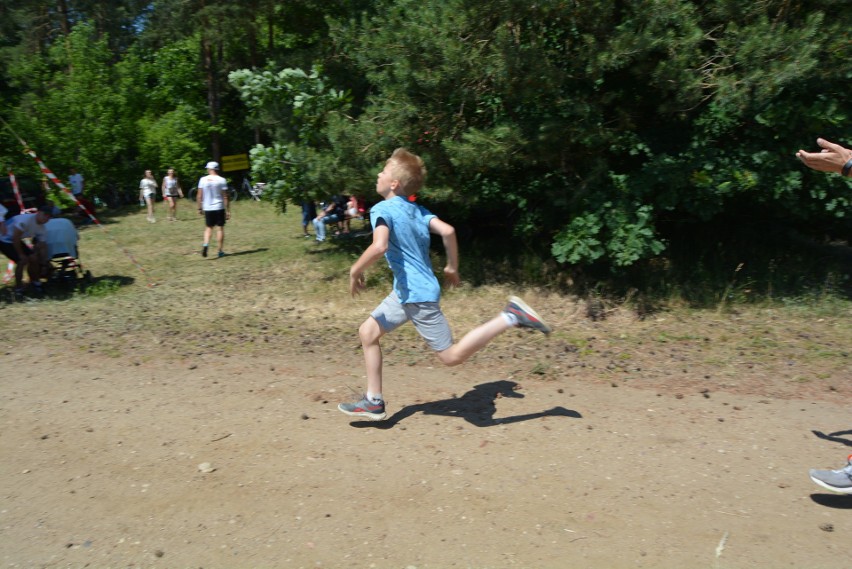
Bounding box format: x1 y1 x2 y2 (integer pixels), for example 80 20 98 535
339 148 551 421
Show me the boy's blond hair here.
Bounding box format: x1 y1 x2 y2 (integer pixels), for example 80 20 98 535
386 148 426 196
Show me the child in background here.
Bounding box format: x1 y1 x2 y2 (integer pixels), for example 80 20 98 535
139 170 158 223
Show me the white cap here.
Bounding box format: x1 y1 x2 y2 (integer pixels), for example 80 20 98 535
205 161 219 170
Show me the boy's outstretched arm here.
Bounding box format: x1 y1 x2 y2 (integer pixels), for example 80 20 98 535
349 224 389 297
429 217 460 287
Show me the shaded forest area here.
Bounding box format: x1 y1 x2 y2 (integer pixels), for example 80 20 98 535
1 0 849 301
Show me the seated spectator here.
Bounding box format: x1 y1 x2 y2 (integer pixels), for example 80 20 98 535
346 195 359 219
0 205 53 294
41 216 80 282
341 195 362 234
43 216 79 259
312 194 349 242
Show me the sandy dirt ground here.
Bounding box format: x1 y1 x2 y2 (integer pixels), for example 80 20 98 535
1 302 850 569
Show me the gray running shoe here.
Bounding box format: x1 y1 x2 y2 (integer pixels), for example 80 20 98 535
505 296 552 335
809 455 852 494
338 395 387 420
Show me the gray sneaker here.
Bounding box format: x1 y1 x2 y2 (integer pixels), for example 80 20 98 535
505 296 552 335
338 395 387 421
809 455 852 494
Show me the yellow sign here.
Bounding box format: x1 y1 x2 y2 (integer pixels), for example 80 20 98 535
221 153 249 172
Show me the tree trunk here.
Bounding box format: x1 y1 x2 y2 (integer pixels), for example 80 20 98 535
57 0 71 36
202 35 221 161
57 0 73 73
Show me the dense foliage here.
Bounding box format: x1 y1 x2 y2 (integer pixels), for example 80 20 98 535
0 0 849 298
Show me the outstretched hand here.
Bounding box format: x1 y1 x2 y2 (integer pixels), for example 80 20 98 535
350 271 367 297
796 138 852 174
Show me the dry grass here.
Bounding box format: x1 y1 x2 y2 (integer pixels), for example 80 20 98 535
1 199 850 401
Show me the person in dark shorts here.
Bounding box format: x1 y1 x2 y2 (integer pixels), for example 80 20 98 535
301 200 317 237
0 205 53 293
195 161 230 258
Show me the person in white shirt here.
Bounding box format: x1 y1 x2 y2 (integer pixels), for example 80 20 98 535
196 161 230 258
161 168 184 221
0 205 53 292
139 170 158 223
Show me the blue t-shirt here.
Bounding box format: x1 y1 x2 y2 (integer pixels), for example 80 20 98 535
370 196 439 303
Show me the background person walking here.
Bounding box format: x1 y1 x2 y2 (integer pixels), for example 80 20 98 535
68 168 84 198
161 168 184 221
139 170 158 223
196 161 230 258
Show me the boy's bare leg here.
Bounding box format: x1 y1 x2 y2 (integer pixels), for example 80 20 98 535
338 317 388 420
358 317 386 395
435 315 510 366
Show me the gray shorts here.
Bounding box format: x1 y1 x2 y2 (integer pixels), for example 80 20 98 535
371 292 454 352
